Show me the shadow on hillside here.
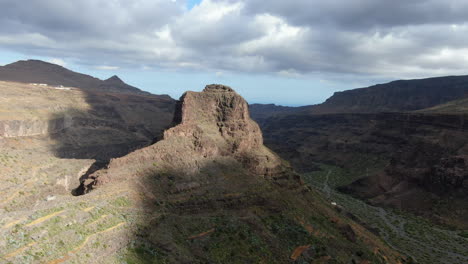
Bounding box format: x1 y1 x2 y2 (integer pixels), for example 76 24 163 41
44 88 318 262
120 158 317 263
46 88 176 194
43 88 407 263
117 156 404 263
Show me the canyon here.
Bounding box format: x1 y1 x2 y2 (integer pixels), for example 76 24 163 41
251 75 468 230
257 112 468 229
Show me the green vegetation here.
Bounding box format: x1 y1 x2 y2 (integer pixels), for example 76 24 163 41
459 231 468 239
303 156 386 189
111 196 132 207
301 163 468 264
204 219 273 263
123 245 168 264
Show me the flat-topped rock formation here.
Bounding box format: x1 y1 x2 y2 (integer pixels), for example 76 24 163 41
202 84 235 92
78 84 289 192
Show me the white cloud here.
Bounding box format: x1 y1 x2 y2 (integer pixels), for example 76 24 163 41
95 65 120 70
1 0 468 81
237 14 304 52
48 58 66 67
277 69 302 78
189 0 244 22
0 33 56 47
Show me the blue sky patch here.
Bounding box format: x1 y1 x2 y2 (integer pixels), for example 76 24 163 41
187 0 202 9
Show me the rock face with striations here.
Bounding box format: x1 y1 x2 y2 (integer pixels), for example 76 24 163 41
78 84 287 192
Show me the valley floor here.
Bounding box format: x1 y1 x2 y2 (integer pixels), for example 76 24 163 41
303 164 468 264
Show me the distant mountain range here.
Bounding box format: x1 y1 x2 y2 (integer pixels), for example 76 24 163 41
250 74 468 121
317 75 468 113
0 60 152 95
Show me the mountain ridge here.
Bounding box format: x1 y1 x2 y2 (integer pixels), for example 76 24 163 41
250 74 468 122
0 59 159 96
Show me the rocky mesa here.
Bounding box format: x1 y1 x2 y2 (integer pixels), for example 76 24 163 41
78 84 291 193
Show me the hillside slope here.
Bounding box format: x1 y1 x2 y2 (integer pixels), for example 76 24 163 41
314 75 468 113
249 103 310 121
417 97 468 113
0 60 152 95
67 85 405 263
0 80 176 262
0 81 175 159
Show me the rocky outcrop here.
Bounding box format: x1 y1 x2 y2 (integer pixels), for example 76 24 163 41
0 116 134 138
0 118 71 138
71 85 404 263
431 155 468 194
78 84 290 192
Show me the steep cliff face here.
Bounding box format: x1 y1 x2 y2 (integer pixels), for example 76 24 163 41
313 75 468 113
169 85 281 175
173 84 263 155
80 84 287 190
0 118 71 138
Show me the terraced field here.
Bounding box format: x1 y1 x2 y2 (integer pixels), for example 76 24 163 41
0 137 141 263
1 182 137 263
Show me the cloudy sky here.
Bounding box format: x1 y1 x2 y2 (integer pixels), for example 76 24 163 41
1 0 468 105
